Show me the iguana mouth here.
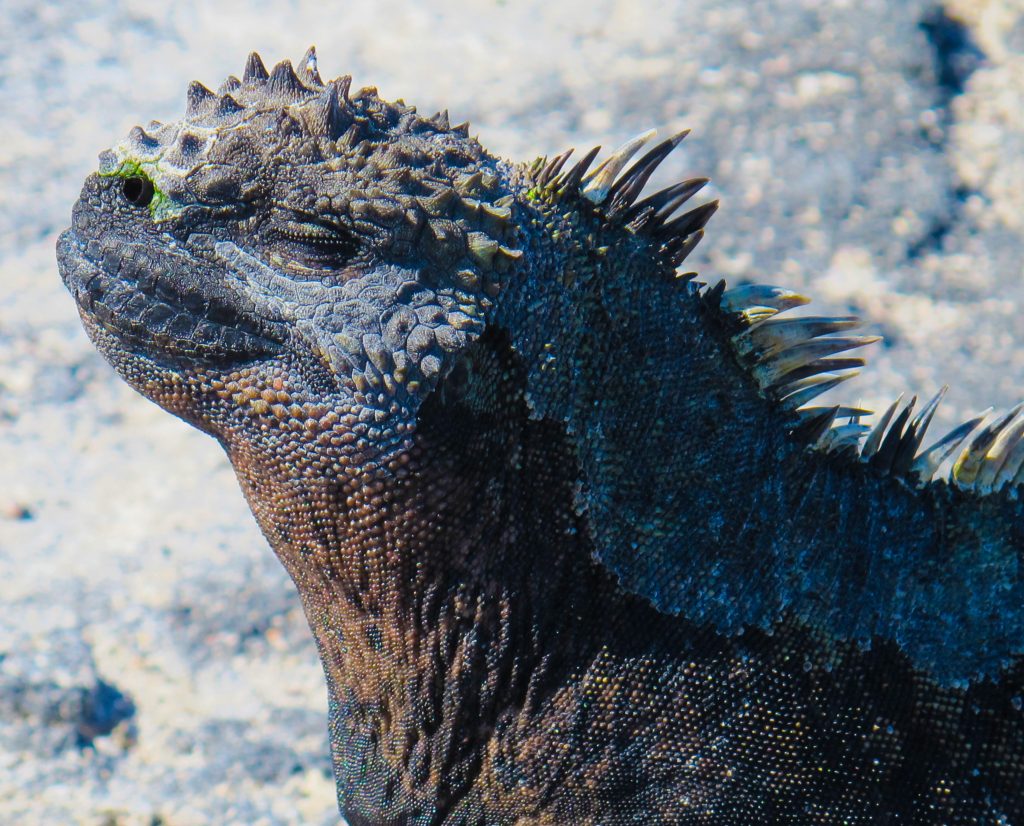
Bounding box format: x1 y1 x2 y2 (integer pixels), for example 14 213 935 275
57 228 282 362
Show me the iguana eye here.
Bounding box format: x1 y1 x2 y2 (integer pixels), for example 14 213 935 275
271 216 358 270
121 176 154 208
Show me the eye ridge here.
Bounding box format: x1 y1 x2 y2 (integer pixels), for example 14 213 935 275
121 175 155 208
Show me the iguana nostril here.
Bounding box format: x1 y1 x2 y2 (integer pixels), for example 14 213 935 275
121 176 154 207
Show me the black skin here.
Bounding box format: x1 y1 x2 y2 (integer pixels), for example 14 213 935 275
58 52 1024 823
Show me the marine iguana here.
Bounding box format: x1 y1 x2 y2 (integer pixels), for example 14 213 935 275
57 48 1024 823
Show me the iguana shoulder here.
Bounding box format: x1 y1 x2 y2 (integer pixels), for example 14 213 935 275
498 128 1024 684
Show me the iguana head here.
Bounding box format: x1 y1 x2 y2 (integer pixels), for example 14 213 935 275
57 49 523 469
57 47 717 487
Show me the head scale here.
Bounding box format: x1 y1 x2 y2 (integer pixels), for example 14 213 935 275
57 49 521 461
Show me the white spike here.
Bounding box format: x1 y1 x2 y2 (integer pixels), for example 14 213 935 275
752 336 880 387
300 45 322 87
737 306 782 325
976 410 1024 494
734 316 861 360
779 372 861 410
1006 434 1024 489
581 128 657 204
910 411 990 484
819 422 871 453
720 285 811 316
953 403 1024 489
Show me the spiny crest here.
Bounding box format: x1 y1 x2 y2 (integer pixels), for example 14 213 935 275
530 128 718 270
184 47 341 130
107 48 515 235
124 46 480 174
716 282 1024 494
542 128 1024 498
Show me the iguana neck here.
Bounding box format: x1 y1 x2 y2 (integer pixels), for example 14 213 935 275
224 329 637 820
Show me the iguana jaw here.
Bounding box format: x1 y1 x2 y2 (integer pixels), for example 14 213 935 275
57 193 283 369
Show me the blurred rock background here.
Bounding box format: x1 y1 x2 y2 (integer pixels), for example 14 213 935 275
2 1 1024 823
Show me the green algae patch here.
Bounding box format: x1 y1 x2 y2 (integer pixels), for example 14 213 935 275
100 158 177 222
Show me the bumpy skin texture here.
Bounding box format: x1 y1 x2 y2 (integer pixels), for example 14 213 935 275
57 50 1024 824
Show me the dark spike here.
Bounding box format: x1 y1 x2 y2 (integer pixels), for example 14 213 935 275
538 150 573 187
186 81 215 116
605 130 690 213
912 386 948 437
559 145 602 194
656 201 719 240
551 149 574 177
215 94 244 117
791 405 840 444
702 279 727 310
964 405 1021 457
533 156 550 184
337 75 352 102
128 125 159 150
660 234 686 258
891 421 922 476
339 122 363 146
627 206 657 232
243 51 269 83
430 110 450 130
626 177 709 223
830 442 864 461
870 397 916 473
735 317 863 365
664 230 705 266
949 405 1024 488
892 388 946 474
910 414 987 483
606 160 660 213
298 45 322 87
267 60 305 98
310 80 348 140
862 395 903 459
451 121 470 137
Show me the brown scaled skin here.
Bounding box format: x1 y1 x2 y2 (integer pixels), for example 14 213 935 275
78 316 1024 826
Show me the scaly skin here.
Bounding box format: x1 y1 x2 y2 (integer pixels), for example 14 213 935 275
57 50 1024 824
